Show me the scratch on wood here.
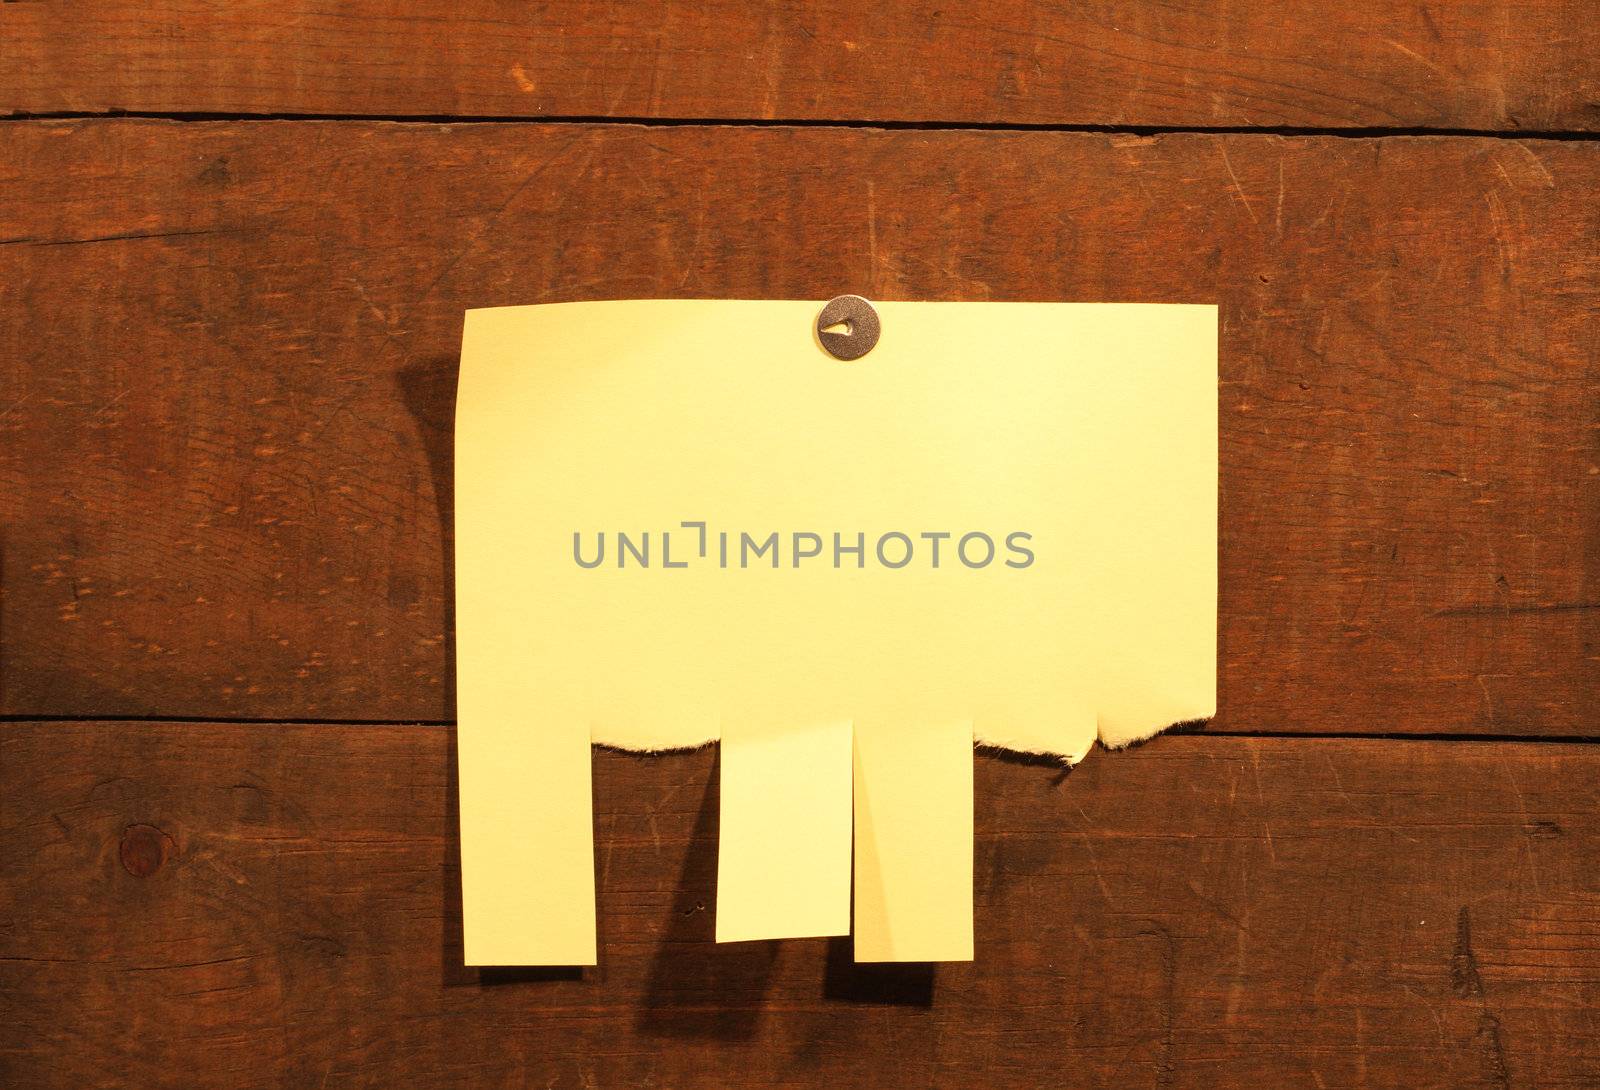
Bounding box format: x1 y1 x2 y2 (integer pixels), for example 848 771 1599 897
1381 38 1453 81
1275 157 1284 237
1433 601 1600 618
3 227 242 247
1246 740 1276 863
1216 141 1260 224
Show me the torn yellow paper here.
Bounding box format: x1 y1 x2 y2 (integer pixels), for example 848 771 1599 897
853 720 974 962
716 720 853 943
455 299 1215 963
459 300 1215 756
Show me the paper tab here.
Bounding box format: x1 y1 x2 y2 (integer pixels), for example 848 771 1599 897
456 312 597 967
716 720 853 942
853 720 974 962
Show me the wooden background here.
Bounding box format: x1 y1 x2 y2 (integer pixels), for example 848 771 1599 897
2 4 1597 1087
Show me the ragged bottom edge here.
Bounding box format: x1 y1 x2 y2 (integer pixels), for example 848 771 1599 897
588 716 1214 764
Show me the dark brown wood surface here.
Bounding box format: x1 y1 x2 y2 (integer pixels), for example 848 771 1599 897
3 1 1599 130
4 723 1598 1089
3 5 1599 1087
2 122 1596 734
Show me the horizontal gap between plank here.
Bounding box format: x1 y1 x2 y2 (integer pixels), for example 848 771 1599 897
3 714 1598 747
1182 728 1600 746
2 109 1597 142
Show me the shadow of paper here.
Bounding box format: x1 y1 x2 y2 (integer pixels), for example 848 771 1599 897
397 353 459 715
637 747 781 1039
821 937 936 1007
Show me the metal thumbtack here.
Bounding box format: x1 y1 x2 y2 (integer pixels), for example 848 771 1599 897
816 295 880 361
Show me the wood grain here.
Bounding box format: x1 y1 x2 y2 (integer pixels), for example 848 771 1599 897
1 722 1596 1088
2 121 1596 734
2 1 1598 130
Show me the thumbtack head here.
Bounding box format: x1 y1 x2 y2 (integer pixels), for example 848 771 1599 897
816 295 880 361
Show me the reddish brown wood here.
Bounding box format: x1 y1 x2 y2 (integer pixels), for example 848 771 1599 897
2 1 1598 129
1 121 1595 734
2 722 1597 1088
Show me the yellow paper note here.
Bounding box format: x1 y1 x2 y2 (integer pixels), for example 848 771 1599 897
455 299 1216 963
716 719 853 943
853 720 974 962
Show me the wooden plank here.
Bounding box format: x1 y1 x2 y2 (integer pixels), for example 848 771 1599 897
1 121 1596 733
2 1 1598 130
2 722 1597 1087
